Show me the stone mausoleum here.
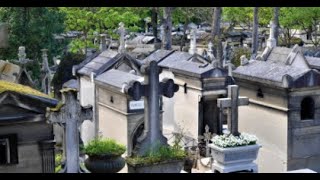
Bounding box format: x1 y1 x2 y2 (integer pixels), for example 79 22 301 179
0 80 58 173
234 44 320 172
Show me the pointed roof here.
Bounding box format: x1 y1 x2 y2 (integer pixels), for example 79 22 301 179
233 45 320 88
76 49 118 76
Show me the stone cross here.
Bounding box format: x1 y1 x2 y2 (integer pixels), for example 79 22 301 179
13 46 34 68
40 49 51 94
12 46 36 86
188 28 197 55
118 22 125 53
217 85 249 136
47 81 93 173
124 60 179 155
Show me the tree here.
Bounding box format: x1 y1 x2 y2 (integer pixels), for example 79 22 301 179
60 7 141 55
294 8 320 47
212 7 223 66
163 7 173 50
171 7 212 50
273 7 280 46
223 7 272 30
252 7 259 58
279 7 302 47
0 7 66 83
151 7 158 42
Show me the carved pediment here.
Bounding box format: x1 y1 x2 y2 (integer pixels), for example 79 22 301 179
0 104 42 123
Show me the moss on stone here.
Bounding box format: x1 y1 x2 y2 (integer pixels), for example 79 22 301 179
0 80 52 99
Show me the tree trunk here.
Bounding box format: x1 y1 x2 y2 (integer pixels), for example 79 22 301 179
180 21 188 51
163 7 172 50
151 7 158 43
211 7 223 67
211 7 222 40
252 7 259 58
273 7 280 46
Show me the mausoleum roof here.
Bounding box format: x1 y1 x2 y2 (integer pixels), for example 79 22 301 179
77 49 118 76
306 56 320 70
234 45 320 88
95 69 144 91
0 80 58 107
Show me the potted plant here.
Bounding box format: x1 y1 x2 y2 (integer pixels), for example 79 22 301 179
125 143 187 173
84 138 126 173
208 133 261 173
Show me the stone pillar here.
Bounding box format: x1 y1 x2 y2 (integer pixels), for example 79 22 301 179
99 34 107 51
18 46 26 61
208 42 215 61
267 21 276 48
118 22 125 53
189 28 197 55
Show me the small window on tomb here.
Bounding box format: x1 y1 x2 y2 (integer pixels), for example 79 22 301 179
184 83 188 94
301 97 315 120
0 134 18 165
257 88 264 98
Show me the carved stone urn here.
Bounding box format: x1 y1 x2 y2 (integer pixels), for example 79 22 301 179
85 154 125 173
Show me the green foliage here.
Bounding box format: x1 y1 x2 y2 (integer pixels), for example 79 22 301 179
0 7 67 80
59 7 142 54
223 7 272 28
230 47 251 67
84 138 126 156
278 37 304 47
172 7 212 25
51 53 85 99
55 153 62 173
126 144 187 166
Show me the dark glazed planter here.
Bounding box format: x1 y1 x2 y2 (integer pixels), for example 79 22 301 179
127 159 185 173
85 154 125 173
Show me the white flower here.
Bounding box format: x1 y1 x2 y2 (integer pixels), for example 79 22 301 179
212 133 257 148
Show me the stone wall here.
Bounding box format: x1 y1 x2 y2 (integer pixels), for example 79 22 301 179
237 82 289 173
80 76 96 145
0 121 54 173
287 88 320 172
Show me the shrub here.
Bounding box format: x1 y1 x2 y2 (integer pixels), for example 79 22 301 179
230 47 251 67
126 144 187 166
55 153 62 173
51 53 85 99
212 133 257 148
84 138 126 157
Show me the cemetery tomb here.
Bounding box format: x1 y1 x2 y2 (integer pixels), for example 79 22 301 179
94 52 147 156
74 49 118 145
0 60 20 82
233 44 320 172
0 80 58 173
144 49 232 144
95 69 144 156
